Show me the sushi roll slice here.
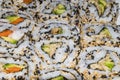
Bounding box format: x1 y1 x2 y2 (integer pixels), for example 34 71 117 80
81 24 120 49
78 0 119 25
76 46 120 80
34 38 80 65
0 57 29 80
33 19 80 65
0 22 26 49
31 20 80 42
1 0 43 22
35 0 78 25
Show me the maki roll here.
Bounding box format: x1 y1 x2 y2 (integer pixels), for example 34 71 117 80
31 20 80 42
35 0 78 25
33 19 80 66
0 24 25 48
0 57 29 80
34 38 80 66
81 24 120 49
76 46 120 80
78 0 119 25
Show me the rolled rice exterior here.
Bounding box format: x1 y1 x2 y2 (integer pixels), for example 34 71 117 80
78 0 119 25
0 56 29 80
80 23 120 49
76 46 120 80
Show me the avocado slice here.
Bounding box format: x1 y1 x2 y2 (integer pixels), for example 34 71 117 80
57 4 66 10
51 76 64 80
100 28 112 38
3 63 24 73
92 0 106 16
53 4 66 15
104 61 114 70
53 8 66 15
98 0 107 7
1 36 18 44
6 15 20 23
3 63 24 69
41 42 62 57
42 45 51 54
97 4 105 16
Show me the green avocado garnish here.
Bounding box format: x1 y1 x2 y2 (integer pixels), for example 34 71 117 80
51 76 64 80
41 42 62 57
57 4 66 10
98 0 107 7
3 63 24 69
41 45 51 54
100 28 112 38
53 4 66 15
6 15 20 23
104 61 114 70
1 36 18 44
92 0 107 16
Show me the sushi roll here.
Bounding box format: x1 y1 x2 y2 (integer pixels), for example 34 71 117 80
31 20 80 42
0 56 29 80
0 23 26 49
76 46 120 80
81 24 120 49
34 38 80 65
78 0 119 25
33 19 80 66
35 0 78 25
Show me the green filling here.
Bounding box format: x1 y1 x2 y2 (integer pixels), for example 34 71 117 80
53 4 66 15
104 61 114 70
51 76 64 80
6 15 20 23
92 0 107 16
100 28 112 38
1 36 18 44
41 45 51 54
58 28 63 34
3 63 24 69
98 0 107 7
41 42 62 57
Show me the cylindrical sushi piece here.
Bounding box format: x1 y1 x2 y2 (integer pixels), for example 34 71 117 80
0 56 29 80
0 29 28 48
8 40 43 80
78 0 119 25
0 20 30 49
31 20 80 42
34 37 80 65
35 67 81 80
81 24 120 48
0 8 39 27
1 0 36 11
0 0 43 21
35 0 78 24
76 46 120 80
0 10 26 25
0 10 39 33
